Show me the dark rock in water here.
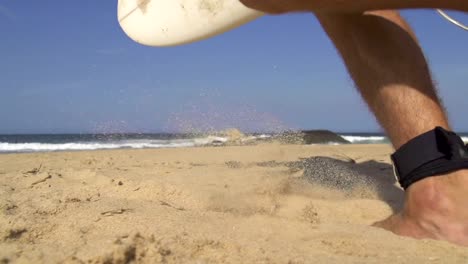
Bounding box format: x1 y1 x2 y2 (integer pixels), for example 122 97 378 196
301 130 349 144
276 130 349 145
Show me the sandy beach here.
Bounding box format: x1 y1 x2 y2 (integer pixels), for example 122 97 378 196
1 143 467 263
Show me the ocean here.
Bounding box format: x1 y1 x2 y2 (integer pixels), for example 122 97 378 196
0 132 467 154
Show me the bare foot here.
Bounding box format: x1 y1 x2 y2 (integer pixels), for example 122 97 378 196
374 169 468 247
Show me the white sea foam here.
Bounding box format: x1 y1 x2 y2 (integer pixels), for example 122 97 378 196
340 135 387 144
240 134 272 143
343 135 468 144
0 137 229 153
0 133 280 153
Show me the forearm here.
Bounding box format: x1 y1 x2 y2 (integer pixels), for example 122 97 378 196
304 0 468 13
240 0 468 14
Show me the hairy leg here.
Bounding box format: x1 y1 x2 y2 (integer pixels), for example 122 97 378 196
316 10 468 246
240 0 468 14
317 11 448 148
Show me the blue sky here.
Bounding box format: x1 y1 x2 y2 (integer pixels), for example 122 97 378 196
0 1 466 134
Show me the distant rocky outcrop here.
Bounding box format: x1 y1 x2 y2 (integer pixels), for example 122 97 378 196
301 130 350 144
277 130 350 145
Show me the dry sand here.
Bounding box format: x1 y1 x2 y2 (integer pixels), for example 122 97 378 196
1 144 467 263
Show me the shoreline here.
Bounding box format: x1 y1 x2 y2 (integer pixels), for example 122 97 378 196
0 142 392 156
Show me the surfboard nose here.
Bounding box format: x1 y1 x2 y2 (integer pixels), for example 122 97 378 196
117 0 263 47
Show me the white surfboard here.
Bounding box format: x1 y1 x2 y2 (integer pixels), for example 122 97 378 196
118 0 264 47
